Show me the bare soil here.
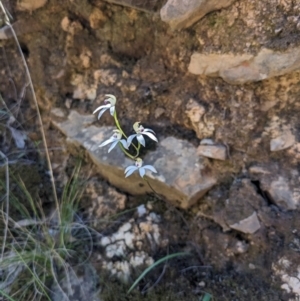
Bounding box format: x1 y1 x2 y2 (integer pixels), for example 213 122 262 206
1 0 300 300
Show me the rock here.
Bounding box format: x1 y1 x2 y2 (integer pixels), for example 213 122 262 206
185 99 215 139
197 144 227 160
85 179 127 228
98 206 162 282
51 110 217 209
61 17 83 34
248 166 271 175
270 130 296 151
189 47 300 84
189 53 253 76
61 17 71 32
51 264 100 301
0 25 11 40
89 8 107 29
16 0 47 11
233 241 249 254
263 118 295 151
223 180 263 234
69 73 97 100
94 69 118 86
200 139 214 145
268 177 298 210
249 164 300 211
0 20 42 39
273 257 300 298
160 0 236 30
103 0 160 12
229 212 260 234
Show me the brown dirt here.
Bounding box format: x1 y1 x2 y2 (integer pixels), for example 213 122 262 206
1 0 300 300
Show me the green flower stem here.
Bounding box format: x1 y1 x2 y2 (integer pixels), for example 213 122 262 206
133 143 141 158
113 110 140 155
119 142 135 160
113 111 127 138
132 142 140 156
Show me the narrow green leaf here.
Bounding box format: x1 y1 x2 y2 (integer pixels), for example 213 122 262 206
127 252 190 294
0 289 18 301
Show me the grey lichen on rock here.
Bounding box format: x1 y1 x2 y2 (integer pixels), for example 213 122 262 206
51 109 217 209
189 47 300 84
160 0 236 30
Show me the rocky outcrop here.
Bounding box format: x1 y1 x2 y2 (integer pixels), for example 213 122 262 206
160 0 236 30
249 165 300 211
189 47 300 84
51 109 217 209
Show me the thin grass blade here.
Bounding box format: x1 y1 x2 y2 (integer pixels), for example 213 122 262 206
127 251 190 294
0 289 18 301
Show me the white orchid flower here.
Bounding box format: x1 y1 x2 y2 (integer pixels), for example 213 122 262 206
125 158 157 178
93 94 116 120
99 129 128 153
127 122 158 147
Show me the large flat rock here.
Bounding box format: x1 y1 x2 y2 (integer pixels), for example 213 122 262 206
51 109 217 209
189 47 300 84
160 0 236 30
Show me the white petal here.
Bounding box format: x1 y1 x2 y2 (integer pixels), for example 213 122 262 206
105 94 116 99
119 139 129 149
127 134 136 147
125 165 136 173
139 168 145 178
143 132 158 142
97 108 108 120
108 141 118 153
110 106 115 116
137 134 145 147
93 104 110 114
143 128 156 134
105 94 117 105
125 166 138 177
143 165 157 173
99 137 115 147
